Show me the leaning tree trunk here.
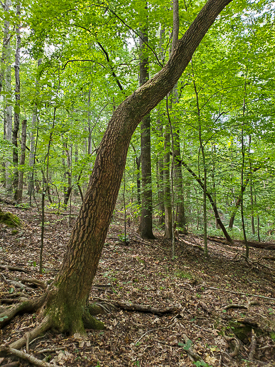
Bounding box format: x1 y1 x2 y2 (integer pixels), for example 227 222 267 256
41 0 233 334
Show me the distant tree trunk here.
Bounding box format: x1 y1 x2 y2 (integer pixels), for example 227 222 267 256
156 123 165 226
192 69 208 254
177 156 232 243
63 143 72 207
17 120 27 202
3 0 12 192
229 164 262 229
13 3 21 202
26 0 231 334
73 144 79 196
87 89 93 157
28 112 36 197
1 0 11 186
211 144 220 228
164 124 172 238
139 26 154 239
28 59 41 198
248 135 255 235
241 82 249 258
169 0 187 234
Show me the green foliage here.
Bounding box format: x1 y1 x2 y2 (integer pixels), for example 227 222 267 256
175 270 192 280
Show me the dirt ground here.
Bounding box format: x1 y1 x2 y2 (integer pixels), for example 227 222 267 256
0 203 275 366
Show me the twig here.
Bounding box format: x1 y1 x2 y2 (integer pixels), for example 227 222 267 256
248 329 256 361
0 347 51 367
0 264 29 273
181 333 204 362
208 287 275 301
224 304 248 310
135 325 174 345
36 347 64 354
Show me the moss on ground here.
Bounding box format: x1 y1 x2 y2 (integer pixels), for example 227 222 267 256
0 208 21 227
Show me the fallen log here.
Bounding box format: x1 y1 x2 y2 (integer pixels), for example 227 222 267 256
93 299 178 315
207 236 275 250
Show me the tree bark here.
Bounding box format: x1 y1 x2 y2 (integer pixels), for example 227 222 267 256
139 25 154 239
43 0 233 333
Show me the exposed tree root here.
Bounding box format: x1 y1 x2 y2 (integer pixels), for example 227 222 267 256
9 316 52 350
0 264 29 273
19 278 47 289
0 346 51 367
1 362 20 367
1 273 34 291
223 334 240 357
0 294 46 328
82 309 104 330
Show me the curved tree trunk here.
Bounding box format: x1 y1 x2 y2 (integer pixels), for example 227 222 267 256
43 0 233 333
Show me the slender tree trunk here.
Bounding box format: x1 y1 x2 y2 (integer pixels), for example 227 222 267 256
177 156 232 243
13 3 21 201
139 25 154 239
241 82 249 258
3 0 12 192
28 59 41 198
17 120 27 202
170 0 187 234
164 123 172 238
228 160 263 229
193 69 208 254
156 124 165 226
136 155 141 206
248 136 255 234
63 142 72 207
1 0 12 186
42 0 233 333
74 144 79 196
87 89 93 159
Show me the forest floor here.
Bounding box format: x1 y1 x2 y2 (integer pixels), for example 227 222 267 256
0 202 275 367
